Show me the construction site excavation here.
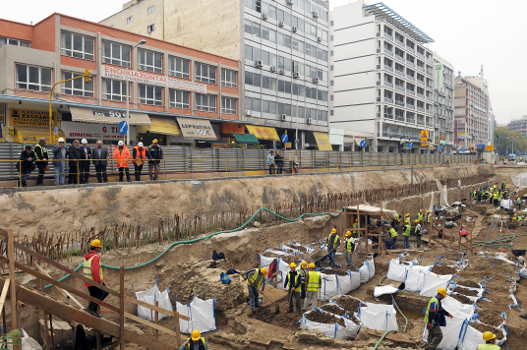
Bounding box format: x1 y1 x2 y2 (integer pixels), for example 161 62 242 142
1 163 527 350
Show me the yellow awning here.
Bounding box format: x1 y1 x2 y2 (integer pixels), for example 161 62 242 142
14 127 65 144
137 116 181 136
313 132 333 151
246 125 280 141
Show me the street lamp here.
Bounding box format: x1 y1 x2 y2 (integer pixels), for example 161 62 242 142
126 39 146 145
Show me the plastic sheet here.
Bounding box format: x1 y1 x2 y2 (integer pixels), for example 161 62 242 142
511 172 527 187
8 330 42 350
176 296 216 334
387 259 409 282
419 271 452 297
405 266 432 292
373 285 399 297
299 309 360 339
135 284 173 322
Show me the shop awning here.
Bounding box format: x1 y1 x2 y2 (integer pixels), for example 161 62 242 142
176 117 217 140
246 125 280 141
14 127 65 144
233 133 259 145
313 132 333 151
137 116 181 136
69 106 151 125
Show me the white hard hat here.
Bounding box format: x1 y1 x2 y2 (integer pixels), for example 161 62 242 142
118 140 124 146
58 138 65 142
81 139 88 144
138 142 144 147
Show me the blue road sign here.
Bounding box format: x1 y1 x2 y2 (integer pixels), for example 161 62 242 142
461 148 466 152
281 133 288 143
118 120 128 135
505 151 509 155
360 140 367 148
408 142 413 149
439 145 444 151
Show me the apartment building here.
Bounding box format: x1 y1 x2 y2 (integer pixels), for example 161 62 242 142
0 13 241 146
454 74 490 150
101 0 331 149
432 54 454 153
329 1 435 153
507 116 527 136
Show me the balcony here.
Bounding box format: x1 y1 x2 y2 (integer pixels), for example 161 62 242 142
406 60 415 67
384 81 393 87
417 80 425 86
407 104 415 110
384 65 393 72
417 120 425 126
395 69 405 77
406 45 415 53
395 115 405 122
407 118 415 124
395 54 405 63
406 74 415 81
395 39 405 47
384 32 393 41
406 89 415 96
395 84 404 92
417 106 425 112
384 48 393 57
384 113 393 119
416 51 425 58
384 97 393 103
416 65 424 72
395 100 404 107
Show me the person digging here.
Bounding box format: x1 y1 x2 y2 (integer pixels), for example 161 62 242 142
245 267 267 312
283 262 302 316
424 288 453 350
180 329 210 350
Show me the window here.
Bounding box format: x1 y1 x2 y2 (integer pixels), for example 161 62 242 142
169 89 190 109
62 71 94 97
222 97 237 115
61 31 94 60
169 56 190 79
0 36 30 48
147 6 155 15
318 90 327 101
262 99 277 114
245 0 261 12
261 2 276 19
147 24 155 33
102 40 131 67
261 27 276 42
139 84 163 105
195 62 216 84
15 64 52 91
138 49 162 73
126 16 133 24
102 78 129 101
244 19 260 37
221 69 237 88
196 94 216 112
262 76 276 90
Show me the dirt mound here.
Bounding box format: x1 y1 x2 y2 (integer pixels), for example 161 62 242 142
333 296 360 315
450 293 472 304
320 304 346 316
459 256 519 280
477 309 504 327
455 279 481 288
455 286 480 297
431 264 458 275
249 303 301 329
305 309 345 326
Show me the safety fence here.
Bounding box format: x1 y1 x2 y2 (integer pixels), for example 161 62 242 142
0 143 477 186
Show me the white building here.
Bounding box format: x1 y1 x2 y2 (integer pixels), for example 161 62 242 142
432 54 455 153
329 1 435 153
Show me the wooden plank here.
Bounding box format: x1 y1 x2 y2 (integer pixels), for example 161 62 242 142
0 279 10 320
41 280 50 350
34 262 84 309
7 229 18 342
428 237 449 248
174 311 181 348
124 311 180 337
124 296 190 322
154 300 159 339
106 341 120 350
119 266 125 350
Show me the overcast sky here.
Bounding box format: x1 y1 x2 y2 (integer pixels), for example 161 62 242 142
1 0 522 123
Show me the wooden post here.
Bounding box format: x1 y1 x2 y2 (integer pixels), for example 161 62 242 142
120 266 125 350
357 204 361 253
7 229 18 338
154 300 159 339
41 280 50 350
49 313 55 350
174 311 181 348
96 331 102 350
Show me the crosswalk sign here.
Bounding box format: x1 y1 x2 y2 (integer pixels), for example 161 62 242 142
420 130 428 140
421 139 428 147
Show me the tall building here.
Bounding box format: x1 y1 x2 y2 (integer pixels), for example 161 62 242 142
454 72 491 150
329 1 435 153
507 116 527 136
432 54 454 153
102 0 331 149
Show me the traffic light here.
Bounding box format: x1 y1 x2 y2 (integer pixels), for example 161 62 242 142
84 69 92 83
496 134 499 139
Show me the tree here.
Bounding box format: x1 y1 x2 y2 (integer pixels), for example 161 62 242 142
494 126 527 155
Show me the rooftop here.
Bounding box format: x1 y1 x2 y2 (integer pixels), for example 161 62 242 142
363 2 434 44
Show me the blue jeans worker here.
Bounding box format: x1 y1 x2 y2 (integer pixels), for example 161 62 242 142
326 228 340 266
388 226 398 249
245 267 267 312
424 288 453 350
51 138 67 185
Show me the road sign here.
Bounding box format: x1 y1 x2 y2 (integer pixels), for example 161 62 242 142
281 132 288 143
421 139 428 147
420 130 428 140
439 145 444 151
118 120 128 136
461 148 466 152
408 142 413 149
53 127 59 136
360 140 367 148
505 151 509 155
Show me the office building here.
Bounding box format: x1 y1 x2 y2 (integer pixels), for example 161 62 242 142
507 116 527 136
432 54 454 153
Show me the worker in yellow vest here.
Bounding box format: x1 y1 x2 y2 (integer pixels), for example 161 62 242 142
83 239 108 318
303 263 320 312
424 288 453 350
426 210 431 230
343 231 355 269
477 331 500 350
283 262 302 315
388 225 398 249
180 329 210 350
402 220 411 249
417 209 424 223
326 228 340 266
246 267 268 312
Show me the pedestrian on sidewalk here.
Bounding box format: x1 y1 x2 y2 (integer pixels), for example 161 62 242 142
83 239 108 318
326 228 340 266
52 138 68 186
274 150 283 174
267 151 275 175
180 329 210 350
245 267 267 312
424 288 453 350
80 139 92 184
34 137 48 186
68 140 82 184
283 262 302 315
147 139 163 180
93 140 109 183
343 231 355 269
19 145 36 187
303 263 320 312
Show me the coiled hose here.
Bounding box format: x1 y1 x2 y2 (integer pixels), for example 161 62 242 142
44 207 344 289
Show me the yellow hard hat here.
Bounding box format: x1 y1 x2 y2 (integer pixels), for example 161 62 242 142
90 239 101 248
308 263 316 268
152 139 159 144
427 210 430 212
405 220 409 224
482 331 496 341
301 261 307 268
260 267 268 275
290 262 296 268
420 209 423 212
345 231 352 236
514 214 518 217
415 220 419 223
405 213 410 216
331 228 337 233
191 329 201 341
437 288 448 297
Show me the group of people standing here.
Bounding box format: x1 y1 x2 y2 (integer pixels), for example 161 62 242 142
18 138 163 187
267 150 284 174
387 209 431 249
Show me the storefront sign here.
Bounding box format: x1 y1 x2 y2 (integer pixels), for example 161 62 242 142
69 106 151 125
137 116 181 136
61 121 136 140
9 109 56 127
101 65 207 93
435 63 443 89
176 117 217 140
0 108 5 123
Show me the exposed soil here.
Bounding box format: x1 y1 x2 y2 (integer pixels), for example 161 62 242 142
320 304 346 316
469 321 502 338
477 309 504 327
248 301 301 329
333 296 361 315
455 279 481 288
457 256 519 281
431 264 458 275
305 309 345 326
450 292 473 304
455 286 481 297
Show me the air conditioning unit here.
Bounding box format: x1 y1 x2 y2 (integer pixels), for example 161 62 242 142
312 77 319 84
307 118 313 124
270 66 276 73
278 21 284 28
317 36 322 43
245 110 254 117
312 11 319 19
279 114 287 121
286 0 293 5
255 60 263 68
262 13 268 20
293 72 300 79
279 69 285 75
292 26 298 33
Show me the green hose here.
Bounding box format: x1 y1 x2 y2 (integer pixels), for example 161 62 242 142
373 330 399 350
378 275 408 333
44 207 343 289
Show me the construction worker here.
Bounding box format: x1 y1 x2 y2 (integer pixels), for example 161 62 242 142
426 210 431 230
246 267 267 312
405 213 410 223
395 213 401 231
417 209 424 223
388 225 398 249
477 331 500 350
343 231 355 269
502 182 506 189
298 261 308 300
352 219 358 238
180 329 210 350
424 288 453 350
326 228 340 267
83 239 108 318
113 140 131 182
497 192 503 207
34 137 49 186
283 262 302 315
516 196 522 210
492 190 498 206
132 142 147 181
303 263 320 312
402 220 411 249
513 214 522 221
415 220 423 248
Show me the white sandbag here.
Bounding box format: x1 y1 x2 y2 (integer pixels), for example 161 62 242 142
320 303 361 338
259 254 277 269
419 271 452 297
135 284 174 322
299 310 358 339
336 273 352 295
176 296 216 334
457 322 484 350
373 285 399 297
320 272 338 301
367 257 375 279
359 303 398 332
359 259 374 283
387 259 408 282
405 266 432 292
349 271 361 291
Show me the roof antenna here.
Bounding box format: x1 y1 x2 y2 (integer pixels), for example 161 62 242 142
480 64 484 77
